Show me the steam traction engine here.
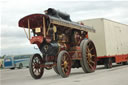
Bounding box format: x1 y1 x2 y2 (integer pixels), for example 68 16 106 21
18 8 97 79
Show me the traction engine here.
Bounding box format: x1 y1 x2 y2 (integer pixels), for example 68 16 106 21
18 8 97 79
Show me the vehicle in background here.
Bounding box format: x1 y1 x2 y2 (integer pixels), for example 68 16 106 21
0 57 4 69
4 55 32 69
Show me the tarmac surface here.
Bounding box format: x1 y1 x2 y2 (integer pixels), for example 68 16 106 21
0 64 128 85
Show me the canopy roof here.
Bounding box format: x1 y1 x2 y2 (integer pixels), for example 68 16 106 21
19 14 49 29
19 13 95 32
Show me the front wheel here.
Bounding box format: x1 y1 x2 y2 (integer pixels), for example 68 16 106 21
29 54 44 79
57 51 71 78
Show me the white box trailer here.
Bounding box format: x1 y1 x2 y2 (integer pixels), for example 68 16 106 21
81 18 128 68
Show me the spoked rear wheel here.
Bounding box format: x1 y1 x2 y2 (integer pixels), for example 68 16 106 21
80 39 87 73
57 51 71 78
29 54 44 79
81 39 97 73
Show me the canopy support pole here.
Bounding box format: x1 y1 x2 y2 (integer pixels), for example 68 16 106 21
43 17 46 38
28 19 31 40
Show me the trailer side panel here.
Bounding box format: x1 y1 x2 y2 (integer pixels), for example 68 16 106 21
81 19 107 57
104 19 128 55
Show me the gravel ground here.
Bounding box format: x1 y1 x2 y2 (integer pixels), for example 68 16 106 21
0 64 128 85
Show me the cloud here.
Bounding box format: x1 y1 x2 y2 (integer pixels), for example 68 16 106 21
1 1 128 56
68 2 128 24
1 25 25 38
1 25 40 55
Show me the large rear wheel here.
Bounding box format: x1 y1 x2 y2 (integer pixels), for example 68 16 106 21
80 39 88 73
57 51 71 78
29 54 44 79
81 39 97 73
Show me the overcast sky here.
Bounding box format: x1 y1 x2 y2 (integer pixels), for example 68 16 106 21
0 0 128 56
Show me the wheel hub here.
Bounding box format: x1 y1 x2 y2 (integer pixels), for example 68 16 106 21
64 61 68 68
88 53 92 57
88 53 92 61
34 63 40 69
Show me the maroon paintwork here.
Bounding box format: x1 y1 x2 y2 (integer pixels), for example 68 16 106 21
19 14 49 29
